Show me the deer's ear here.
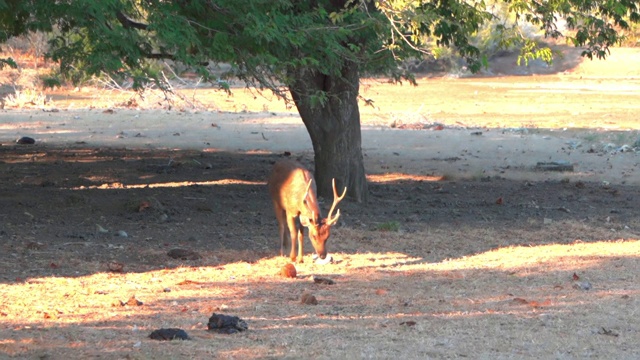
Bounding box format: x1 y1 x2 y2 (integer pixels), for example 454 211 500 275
299 216 312 227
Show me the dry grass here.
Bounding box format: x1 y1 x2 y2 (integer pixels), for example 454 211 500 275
0 233 638 359
2 88 51 108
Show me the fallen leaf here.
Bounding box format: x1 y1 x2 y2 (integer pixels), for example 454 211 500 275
496 197 503 205
120 295 143 306
572 273 580 281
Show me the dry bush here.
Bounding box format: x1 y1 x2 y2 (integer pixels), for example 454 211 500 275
2 88 52 108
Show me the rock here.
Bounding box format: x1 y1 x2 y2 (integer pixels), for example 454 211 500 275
108 261 124 272
149 328 190 340
207 313 248 334
280 263 297 278
617 144 633 153
572 280 592 291
16 136 35 145
565 140 581 149
301 293 318 305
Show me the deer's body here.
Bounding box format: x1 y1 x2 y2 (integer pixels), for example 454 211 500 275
267 159 346 263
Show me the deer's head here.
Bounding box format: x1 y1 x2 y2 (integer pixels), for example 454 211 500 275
300 178 346 259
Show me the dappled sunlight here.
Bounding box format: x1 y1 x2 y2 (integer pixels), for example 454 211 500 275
70 178 266 190
324 239 639 275
2 239 636 327
0 238 638 358
367 173 443 183
415 239 640 273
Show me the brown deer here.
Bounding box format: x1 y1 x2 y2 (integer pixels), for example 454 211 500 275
267 159 347 263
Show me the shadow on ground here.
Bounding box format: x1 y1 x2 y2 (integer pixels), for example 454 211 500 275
0 145 638 282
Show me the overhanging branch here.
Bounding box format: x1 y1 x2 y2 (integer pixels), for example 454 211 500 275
116 11 148 30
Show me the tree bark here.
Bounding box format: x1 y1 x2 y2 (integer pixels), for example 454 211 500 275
289 60 369 203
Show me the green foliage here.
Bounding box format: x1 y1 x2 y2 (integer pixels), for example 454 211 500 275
517 40 554 66
2 0 639 92
0 56 16 69
0 0 29 42
41 76 62 89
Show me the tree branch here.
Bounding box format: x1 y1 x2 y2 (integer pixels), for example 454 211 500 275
116 11 148 30
145 53 175 60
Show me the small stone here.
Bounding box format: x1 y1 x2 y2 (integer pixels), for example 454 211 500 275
207 313 248 334
572 280 592 291
16 136 35 145
280 263 297 278
108 261 124 273
301 293 318 305
149 328 190 340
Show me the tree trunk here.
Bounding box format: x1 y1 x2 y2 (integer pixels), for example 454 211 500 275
289 60 369 203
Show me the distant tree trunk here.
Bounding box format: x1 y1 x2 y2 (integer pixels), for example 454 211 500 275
289 60 369 203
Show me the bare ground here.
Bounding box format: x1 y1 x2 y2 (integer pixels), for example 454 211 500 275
0 47 639 359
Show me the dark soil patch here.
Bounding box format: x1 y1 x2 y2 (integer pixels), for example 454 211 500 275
1 145 638 281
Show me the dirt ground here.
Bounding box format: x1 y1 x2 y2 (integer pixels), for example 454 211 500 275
0 47 639 359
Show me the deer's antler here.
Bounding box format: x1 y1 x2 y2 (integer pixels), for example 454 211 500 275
326 178 347 226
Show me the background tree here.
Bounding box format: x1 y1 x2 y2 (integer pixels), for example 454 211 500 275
4 0 640 202
0 0 29 69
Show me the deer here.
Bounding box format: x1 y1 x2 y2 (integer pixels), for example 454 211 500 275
267 159 347 263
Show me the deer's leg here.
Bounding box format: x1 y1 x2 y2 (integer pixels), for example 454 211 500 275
279 211 288 257
273 204 287 257
296 226 305 263
286 216 299 262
